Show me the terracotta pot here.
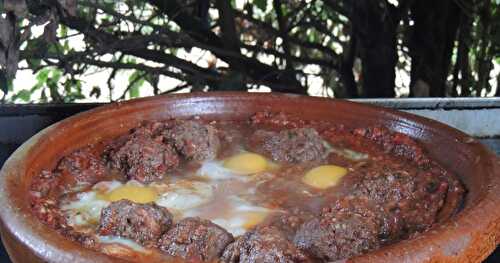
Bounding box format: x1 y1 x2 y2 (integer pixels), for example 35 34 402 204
0 92 499 263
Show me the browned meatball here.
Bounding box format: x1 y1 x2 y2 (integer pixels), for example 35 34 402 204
294 197 385 261
164 120 221 161
107 126 180 183
158 217 233 262
98 200 173 246
57 146 107 186
253 128 330 163
30 170 60 198
222 226 311 263
263 208 316 241
351 167 449 234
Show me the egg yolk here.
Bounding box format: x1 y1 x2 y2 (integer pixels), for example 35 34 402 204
242 212 268 229
302 165 348 189
224 153 268 174
105 185 158 204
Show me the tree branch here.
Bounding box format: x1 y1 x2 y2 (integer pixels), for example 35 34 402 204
273 0 293 70
148 0 306 93
214 0 240 53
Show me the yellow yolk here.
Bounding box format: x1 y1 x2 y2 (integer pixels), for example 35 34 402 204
302 165 348 189
242 212 268 229
105 185 158 204
224 153 268 174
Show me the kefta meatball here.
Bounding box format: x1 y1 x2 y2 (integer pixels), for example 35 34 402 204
107 125 180 183
262 207 316 241
294 197 387 261
222 226 311 263
57 146 107 186
98 200 173 246
158 217 233 262
350 166 449 234
253 128 330 163
163 120 221 161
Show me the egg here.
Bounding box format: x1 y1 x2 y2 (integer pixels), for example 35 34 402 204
107 185 158 204
155 180 213 212
197 161 242 181
302 165 348 189
210 197 271 236
241 211 268 229
61 191 110 226
98 235 146 252
93 180 123 193
61 180 160 226
62 152 277 240
224 152 269 174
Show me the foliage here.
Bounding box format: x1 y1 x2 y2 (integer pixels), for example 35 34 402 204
0 0 498 103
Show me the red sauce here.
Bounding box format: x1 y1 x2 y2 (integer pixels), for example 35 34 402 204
29 112 465 262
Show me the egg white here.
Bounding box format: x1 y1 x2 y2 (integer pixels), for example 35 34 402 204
98 235 146 252
207 196 272 236
155 180 214 212
61 191 109 226
197 160 249 181
62 152 278 254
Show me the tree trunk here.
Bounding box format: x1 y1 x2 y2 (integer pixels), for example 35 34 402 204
452 11 473 97
337 33 358 98
409 0 460 97
351 0 397 98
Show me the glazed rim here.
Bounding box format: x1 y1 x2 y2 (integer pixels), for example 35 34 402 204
0 92 498 263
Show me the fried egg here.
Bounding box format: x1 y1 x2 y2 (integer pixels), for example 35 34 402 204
98 235 146 252
302 165 348 189
62 152 277 241
223 152 269 174
61 180 161 227
155 180 213 213
61 191 110 226
197 152 274 180
210 197 272 236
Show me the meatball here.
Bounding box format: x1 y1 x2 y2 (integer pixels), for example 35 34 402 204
294 197 385 261
98 200 173 246
164 120 221 161
351 167 449 234
30 170 60 198
352 126 430 166
108 126 180 183
263 208 315 241
222 226 311 263
57 146 107 186
158 217 233 262
31 197 70 230
254 128 330 163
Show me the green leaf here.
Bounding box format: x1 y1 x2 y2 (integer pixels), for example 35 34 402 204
128 71 144 98
254 0 267 11
30 82 43 92
60 25 68 38
27 58 41 68
36 68 50 83
129 84 141 98
50 69 62 83
15 89 32 102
